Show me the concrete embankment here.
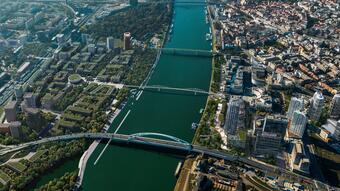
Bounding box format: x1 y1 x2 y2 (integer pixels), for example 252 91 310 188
76 107 122 187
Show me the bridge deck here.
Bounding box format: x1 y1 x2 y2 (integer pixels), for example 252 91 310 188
124 85 215 96
157 48 217 57
0 132 325 188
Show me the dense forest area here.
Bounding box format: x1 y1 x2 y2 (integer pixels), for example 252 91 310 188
85 3 172 41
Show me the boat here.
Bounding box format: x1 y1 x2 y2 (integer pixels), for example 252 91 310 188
206 33 212 41
169 24 174 34
199 108 204 114
191 122 198 130
174 161 183 178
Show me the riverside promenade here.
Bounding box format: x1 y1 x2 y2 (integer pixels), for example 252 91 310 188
75 106 122 187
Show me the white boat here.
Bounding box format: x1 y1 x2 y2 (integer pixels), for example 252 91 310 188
206 33 212 41
191 122 198 130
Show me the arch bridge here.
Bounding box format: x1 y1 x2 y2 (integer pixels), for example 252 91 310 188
0 132 323 186
129 132 191 147
0 132 194 156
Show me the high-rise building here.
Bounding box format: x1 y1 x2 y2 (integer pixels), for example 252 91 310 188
23 93 37 108
24 108 42 130
254 132 282 155
81 33 90 44
330 94 340 120
106 37 115 50
14 85 23 100
224 98 241 135
88 44 96 54
0 121 21 138
4 101 17 122
252 115 287 155
287 97 304 120
290 111 307 138
308 91 324 121
56 34 65 47
123 32 131 50
322 119 340 141
9 121 21 138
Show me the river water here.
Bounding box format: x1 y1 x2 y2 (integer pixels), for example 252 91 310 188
34 0 212 190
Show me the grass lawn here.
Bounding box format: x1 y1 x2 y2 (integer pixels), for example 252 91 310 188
69 74 81 81
29 150 46 162
0 170 11 185
7 162 27 173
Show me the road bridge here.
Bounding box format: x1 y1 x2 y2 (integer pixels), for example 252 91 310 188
156 48 220 57
19 0 218 5
0 132 329 187
160 1 220 5
124 84 214 96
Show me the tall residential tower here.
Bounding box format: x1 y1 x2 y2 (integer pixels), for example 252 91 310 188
308 91 324 121
287 97 304 120
224 98 242 135
330 94 340 120
123 32 131 50
290 111 307 138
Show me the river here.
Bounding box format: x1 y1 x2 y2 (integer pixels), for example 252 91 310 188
34 0 212 190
